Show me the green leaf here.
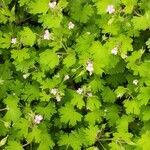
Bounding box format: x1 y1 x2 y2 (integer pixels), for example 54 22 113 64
0 32 11 48
36 103 56 120
90 41 109 75
85 110 103 125
0 121 8 136
29 0 49 14
105 105 120 126
14 118 29 138
115 86 127 98
12 50 36 73
6 141 23 150
109 141 125 150
75 33 94 54
71 93 85 109
124 100 140 115
88 78 104 92
38 133 54 150
39 91 51 101
146 38 150 48
141 107 150 121
63 52 76 68
39 13 63 28
18 0 30 6
27 127 41 143
59 103 82 126
79 5 94 23
113 132 134 145
122 0 137 14
86 96 101 111
116 115 133 133
20 27 36 46
84 125 99 146
39 50 59 69
11 48 30 62
22 83 40 102
102 87 116 103
4 95 21 122
132 12 150 30
137 87 150 105
70 0 93 23
58 131 83 150
138 131 150 150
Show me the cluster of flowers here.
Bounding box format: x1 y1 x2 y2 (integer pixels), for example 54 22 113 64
76 86 93 97
50 88 64 102
11 3 117 45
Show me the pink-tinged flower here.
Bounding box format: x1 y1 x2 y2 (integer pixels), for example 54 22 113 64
11 38 17 44
34 114 43 124
133 79 138 85
50 88 58 95
86 61 94 75
68 21 75 30
106 5 115 14
111 47 118 55
43 30 51 40
49 1 57 9
76 88 83 94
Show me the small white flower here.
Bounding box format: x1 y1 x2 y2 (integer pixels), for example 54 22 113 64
49 1 57 9
34 115 43 124
87 92 93 97
76 88 83 94
87 32 91 35
50 88 58 95
12 93 16 96
68 21 75 30
64 75 69 81
104 109 107 112
133 79 138 85
11 38 17 44
23 73 30 79
57 54 61 58
43 30 51 40
56 94 61 102
86 61 94 76
94 147 99 150
111 47 118 55
106 5 115 14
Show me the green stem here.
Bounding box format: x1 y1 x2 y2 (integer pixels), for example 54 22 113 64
0 107 7 112
61 41 67 51
23 142 30 147
98 141 107 150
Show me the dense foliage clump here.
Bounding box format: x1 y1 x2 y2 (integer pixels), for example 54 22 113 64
0 0 150 149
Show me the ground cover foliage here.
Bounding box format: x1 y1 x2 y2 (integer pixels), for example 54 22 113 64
0 0 150 149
